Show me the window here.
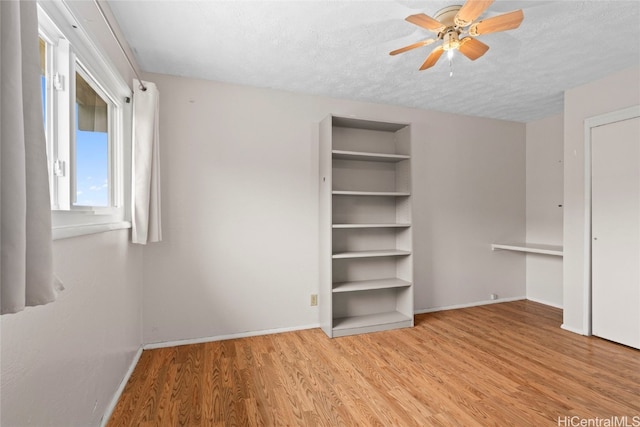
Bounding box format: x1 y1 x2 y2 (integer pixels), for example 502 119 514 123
37 3 132 238
74 69 110 207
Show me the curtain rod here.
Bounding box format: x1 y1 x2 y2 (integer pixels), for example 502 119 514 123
93 0 147 92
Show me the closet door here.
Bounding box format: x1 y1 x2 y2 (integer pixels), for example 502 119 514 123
591 116 640 349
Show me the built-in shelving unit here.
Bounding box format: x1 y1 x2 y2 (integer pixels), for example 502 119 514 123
319 115 413 338
491 243 564 257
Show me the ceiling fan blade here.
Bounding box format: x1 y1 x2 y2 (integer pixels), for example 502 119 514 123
454 0 494 27
406 13 445 33
389 39 437 56
458 37 490 60
419 46 444 70
469 10 524 36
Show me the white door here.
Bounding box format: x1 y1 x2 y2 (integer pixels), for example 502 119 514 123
591 116 640 349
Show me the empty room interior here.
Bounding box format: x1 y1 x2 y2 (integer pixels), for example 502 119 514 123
1 0 640 425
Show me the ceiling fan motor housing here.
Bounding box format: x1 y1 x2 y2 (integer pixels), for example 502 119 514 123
434 5 462 28
442 30 461 51
435 5 463 50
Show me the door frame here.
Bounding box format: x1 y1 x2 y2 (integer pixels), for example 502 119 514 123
582 105 640 335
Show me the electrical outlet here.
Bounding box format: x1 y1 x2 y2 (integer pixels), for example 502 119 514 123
310 294 318 306
490 293 498 300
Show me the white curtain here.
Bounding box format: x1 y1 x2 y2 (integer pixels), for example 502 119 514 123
131 79 162 244
1 0 63 314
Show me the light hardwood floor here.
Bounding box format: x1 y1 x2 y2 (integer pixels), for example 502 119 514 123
107 301 640 426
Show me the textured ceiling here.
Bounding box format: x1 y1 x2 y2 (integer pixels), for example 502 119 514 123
107 0 640 122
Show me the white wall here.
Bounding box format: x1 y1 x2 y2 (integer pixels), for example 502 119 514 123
1 231 142 426
142 72 526 345
525 114 564 307
414 112 526 311
563 66 640 333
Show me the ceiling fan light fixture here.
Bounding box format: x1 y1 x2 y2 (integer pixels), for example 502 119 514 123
442 30 461 51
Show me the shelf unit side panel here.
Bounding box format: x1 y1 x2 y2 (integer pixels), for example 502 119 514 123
394 125 411 156
395 196 412 225
395 254 413 285
395 126 413 321
394 227 412 253
319 115 334 337
395 159 411 193
395 285 415 321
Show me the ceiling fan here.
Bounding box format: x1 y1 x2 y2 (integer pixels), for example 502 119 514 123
390 0 524 71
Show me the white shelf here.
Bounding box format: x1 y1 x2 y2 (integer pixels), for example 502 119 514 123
332 311 413 336
333 278 412 293
332 249 411 259
491 243 564 257
332 191 410 197
332 116 408 132
332 150 410 163
332 223 411 229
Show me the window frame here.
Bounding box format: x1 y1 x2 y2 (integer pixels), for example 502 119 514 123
37 2 133 239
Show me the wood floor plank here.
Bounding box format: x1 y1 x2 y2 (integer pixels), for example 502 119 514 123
107 301 640 426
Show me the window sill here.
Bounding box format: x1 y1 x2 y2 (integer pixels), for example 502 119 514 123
53 221 131 240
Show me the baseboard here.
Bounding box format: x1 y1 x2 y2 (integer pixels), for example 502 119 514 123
143 323 321 350
100 345 144 427
526 296 563 309
414 296 526 314
561 323 586 336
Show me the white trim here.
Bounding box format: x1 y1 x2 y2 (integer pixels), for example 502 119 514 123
143 323 321 350
52 221 131 240
37 1 130 100
582 115 592 336
414 296 526 314
582 105 640 337
561 323 586 336
526 296 563 309
100 346 143 427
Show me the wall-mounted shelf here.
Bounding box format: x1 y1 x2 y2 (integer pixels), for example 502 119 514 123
491 243 563 257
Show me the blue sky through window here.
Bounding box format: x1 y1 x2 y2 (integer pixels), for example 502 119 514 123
75 105 108 207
